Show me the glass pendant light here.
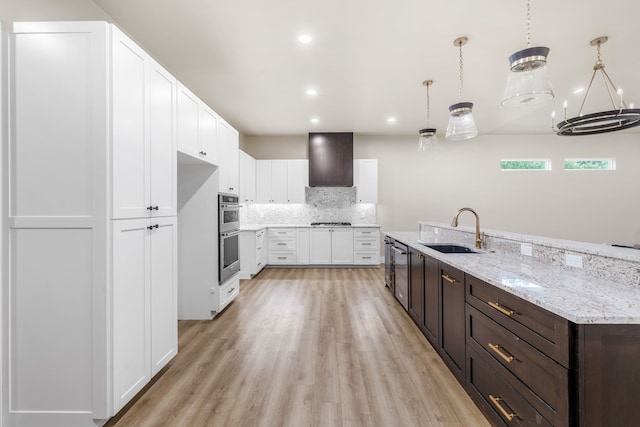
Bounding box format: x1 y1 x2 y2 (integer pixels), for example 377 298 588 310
446 36 478 140
418 80 438 152
552 36 640 136
502 0 553 107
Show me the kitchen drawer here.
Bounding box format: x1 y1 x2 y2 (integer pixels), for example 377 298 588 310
466 345 553 427
354 251 379 265
467 304 569 424
268 251 296 264
354 238 378 251
268 228 296 239
219 276 239 311
466 274 571 367
268 237 296 251
353 228 380 238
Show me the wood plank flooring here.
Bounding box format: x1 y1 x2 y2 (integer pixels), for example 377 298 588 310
106 267 490 427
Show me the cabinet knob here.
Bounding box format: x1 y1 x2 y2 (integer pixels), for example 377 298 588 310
147 205 159 211
199 151 207 156
147 224 159 230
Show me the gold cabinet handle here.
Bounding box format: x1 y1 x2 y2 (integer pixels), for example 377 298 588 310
489 395 517 421
488 301 515 317
488 343 516 363
442 274 457 284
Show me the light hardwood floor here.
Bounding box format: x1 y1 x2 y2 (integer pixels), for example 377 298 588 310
106 267 490 427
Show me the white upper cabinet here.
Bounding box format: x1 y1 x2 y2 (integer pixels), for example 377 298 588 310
287 159 308 203
176 82 219 166
255 159 307 203
354 159 378 203
218 119 239 194
111 28 177 219
148 60 177 217
199 104 219 165
239 150 256 202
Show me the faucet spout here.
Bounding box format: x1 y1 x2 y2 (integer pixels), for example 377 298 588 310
451 207 482 249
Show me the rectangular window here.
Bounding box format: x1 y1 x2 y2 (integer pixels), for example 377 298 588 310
563 158 616 170
500 159 551 171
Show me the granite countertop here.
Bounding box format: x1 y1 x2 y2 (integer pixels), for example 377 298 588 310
241 223 381 231
386 231 640 325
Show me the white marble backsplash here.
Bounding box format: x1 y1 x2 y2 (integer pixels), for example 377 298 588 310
419 221 640 288
241 187 377 225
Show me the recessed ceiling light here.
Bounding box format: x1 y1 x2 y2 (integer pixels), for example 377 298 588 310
310 117 319 123
306 88 317 96
298 34 312 44
387 117 397 123
573 87 585 95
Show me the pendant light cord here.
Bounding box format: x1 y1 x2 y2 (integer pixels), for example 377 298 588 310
426 83 431 126
458 42 464 101
526 0 531 48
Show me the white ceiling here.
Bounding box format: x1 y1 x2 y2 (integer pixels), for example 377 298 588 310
91 0 640 136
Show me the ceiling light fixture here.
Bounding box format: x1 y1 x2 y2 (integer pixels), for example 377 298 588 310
418 79 438 151
298 34 312 44
502 0 553 107
446 37 478 141
552 36 640 136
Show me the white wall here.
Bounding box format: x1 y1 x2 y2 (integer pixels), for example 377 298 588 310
244 133 640 246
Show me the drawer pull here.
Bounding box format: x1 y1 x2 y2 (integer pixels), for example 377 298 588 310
228 287 235 294
488 343 516 363
277 243 286 246
442 274 457 284
488 301 515 317
277 257 287 260
489 395 517 421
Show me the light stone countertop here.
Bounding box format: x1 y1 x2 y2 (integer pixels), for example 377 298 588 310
386 231 640 325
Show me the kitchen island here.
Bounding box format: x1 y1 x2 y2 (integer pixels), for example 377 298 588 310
386 224 640 427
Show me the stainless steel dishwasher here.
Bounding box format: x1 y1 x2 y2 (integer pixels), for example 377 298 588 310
392 241 408 310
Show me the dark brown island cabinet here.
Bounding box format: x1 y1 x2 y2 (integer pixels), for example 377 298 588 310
390 240 640 427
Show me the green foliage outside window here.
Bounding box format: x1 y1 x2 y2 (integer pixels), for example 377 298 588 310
564 159 613 170
500 160 549 170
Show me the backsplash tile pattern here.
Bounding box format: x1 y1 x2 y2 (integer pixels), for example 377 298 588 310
241 187 376 225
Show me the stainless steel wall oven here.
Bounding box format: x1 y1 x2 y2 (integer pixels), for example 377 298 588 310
219 193 240 283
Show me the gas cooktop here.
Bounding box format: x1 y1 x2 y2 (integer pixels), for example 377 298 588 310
310 222 352 226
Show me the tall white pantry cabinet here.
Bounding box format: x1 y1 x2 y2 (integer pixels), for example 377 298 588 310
3 21 177 426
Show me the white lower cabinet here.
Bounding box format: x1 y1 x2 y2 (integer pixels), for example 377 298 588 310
353 227 381 265
268 228 297 264
310 228 354 265
297 228 310 265
112 217 177 413
240 228 267 278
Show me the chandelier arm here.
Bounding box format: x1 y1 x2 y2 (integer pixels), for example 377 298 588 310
600 67 627 109
578 69 599 116
598 68 619 110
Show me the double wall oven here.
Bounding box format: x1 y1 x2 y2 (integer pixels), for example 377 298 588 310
219 193 240 283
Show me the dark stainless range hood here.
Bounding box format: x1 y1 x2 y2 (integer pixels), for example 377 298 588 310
308 132 353 187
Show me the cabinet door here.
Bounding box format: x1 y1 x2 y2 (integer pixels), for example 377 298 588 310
239 150 256 202
423 255 439 346
440 263 465 382
297 228 310 265
112 219 151 413
150 217 177 376
354 159 378 203
287 159 308 203
149 60 177 217
309 228 332 264
218 119 239 194
256 160 272 202
271 159 288 202
409 250 425 327
331 228 354 264
176 83 200 159
112 27 149 219
199 105 218 165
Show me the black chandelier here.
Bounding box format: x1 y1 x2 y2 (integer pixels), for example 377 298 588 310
553 36 640 136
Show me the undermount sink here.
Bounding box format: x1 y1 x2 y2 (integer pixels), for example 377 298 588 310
425 244 478 254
